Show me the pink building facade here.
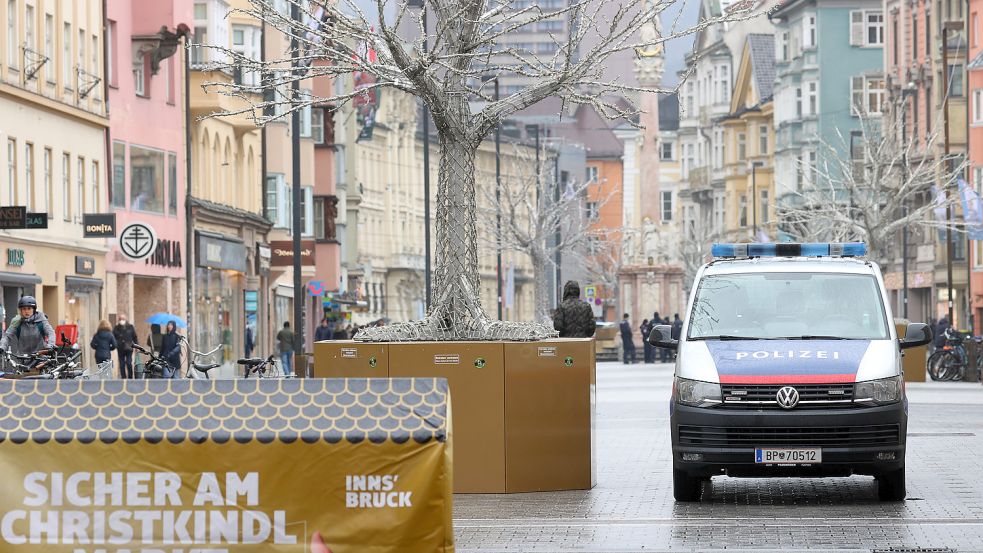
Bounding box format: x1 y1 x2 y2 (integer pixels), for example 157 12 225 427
105 0 192 343
311 66 342 335
969 0 983 331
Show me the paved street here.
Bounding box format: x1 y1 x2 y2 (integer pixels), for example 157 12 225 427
454 362 983 552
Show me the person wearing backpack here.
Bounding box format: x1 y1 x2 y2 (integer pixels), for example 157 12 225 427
0 296 56 356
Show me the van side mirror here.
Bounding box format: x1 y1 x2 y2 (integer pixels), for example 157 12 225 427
649 324 678 350
900 323 933 350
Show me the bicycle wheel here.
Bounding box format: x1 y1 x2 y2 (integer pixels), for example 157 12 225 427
927 351 945 381
938 352 962 381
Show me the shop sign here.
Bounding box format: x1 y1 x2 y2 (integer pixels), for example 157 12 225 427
75 256 95 275
244 290 259 313
5 249 25 267
82 213 117 237
25 213 47 229
584 285 596 299
119 222 158 261
145 238 183 269
0 206 26 229
434 354 460 365
308 280 327 296
257 244 271 276
0 378 454 552
270 240 315 267
197 233 247 272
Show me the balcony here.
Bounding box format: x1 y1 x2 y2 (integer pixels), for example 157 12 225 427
389 253 425 271
189 69 258 132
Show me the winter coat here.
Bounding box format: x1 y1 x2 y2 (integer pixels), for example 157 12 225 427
314 325 333 342
552 282 596 338
277 328 295 353
934 319 950 348
640 321 652 340
159 330 182 370
0 311 56 355
148 324 164 352
672 317 683 340
90 330 118 363
113 323 137 353
620 320 634 346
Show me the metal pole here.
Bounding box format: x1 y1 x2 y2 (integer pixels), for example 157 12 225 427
751 164 757 237
901 94 909 320
554 133 561 306
943 24 955 326
422 7 432 311
494 79 502 320
291 0 304 368
184 36 193 341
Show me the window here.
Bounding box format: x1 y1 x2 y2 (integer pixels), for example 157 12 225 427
739 195 748 227
7 0 16 67
191 26 208 65
24 5 34 56
313 196 326 240
265 174 290 227
737 133 746 161
300 101 312 138
926 13 931 56
912 16 918 61
975 167 983 191
6 138 15 204
974 90 983 124
808 150 818 185
760 189 770 224
111 141 125 207
795 86 802 117
586 166 599 182
661 141 673 160
42 147 51 213
850 10 884 46
129 145 165 213
803 14 817 48
948 64 964 97
78 29 85 80
76 157 85 219
851 75 885 115
63 23 72 89
758 125 768 154
168 152 177 216
134 54 146 96
926 85 932 133
586 201 599 220
24 143 33 210
61 153 70 220
779 31 789 61
538 20 563 32
892 17 897 64
44 14 54 82
796 152 804 190
300 186 313 237
311 108 325 145
91 35 98 97
90 160 99 211
231 24 260 86
974 13 979 48
661 190 673 222
806 81 818 115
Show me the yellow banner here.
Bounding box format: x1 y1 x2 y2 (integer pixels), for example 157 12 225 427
0 378 454 553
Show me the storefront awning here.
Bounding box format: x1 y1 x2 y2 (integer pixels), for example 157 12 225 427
65 276 104 290
0 271 42 286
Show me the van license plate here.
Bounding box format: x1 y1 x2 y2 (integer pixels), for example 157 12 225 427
755 448 821 464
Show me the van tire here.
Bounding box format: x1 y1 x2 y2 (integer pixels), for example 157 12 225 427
876 468 906 501
673 468 703 502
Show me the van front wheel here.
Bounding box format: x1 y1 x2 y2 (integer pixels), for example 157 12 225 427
876 468 906 501
673 467 704 502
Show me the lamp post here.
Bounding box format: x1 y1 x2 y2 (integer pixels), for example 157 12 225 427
494 78 502 320
900 84 916 320
407 0 431 310
750 161 758 238
942 20 963 326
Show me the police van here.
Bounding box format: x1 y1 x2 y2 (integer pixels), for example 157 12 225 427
648 243 932 502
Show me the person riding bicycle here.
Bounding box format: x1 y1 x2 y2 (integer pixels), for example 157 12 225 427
0 296 56 357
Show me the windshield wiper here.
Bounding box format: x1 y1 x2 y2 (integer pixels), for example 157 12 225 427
690 335 763 341
773 335 853 340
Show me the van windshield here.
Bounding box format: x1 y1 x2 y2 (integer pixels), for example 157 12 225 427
687 272 890 340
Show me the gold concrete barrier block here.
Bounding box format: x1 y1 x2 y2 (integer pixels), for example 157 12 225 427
314 340 389 378
0 378 454 552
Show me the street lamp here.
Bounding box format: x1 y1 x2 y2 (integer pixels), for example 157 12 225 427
942 20 963 326
481 76 504 320
900 83 916 320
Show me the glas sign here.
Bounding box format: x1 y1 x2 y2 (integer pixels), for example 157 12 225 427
244 290 259 313
6 249 25 267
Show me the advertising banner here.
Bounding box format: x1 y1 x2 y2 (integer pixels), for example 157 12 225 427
0 378 454 553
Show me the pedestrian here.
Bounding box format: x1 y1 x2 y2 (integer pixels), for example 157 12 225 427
244 325 255 359
90 319 118 369
672 313 683 339
277 322 295 376
620 313 636 364
315 318 333 342
552 280 597 338
113 315 137 379
159 321 183 379
641 318 653 363
0 296 55 356
934 316 950 349
660 316 672 362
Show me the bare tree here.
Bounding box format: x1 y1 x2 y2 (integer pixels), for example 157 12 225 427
676 211 724 295
200 0 766 341
776 110 966 267
577 227 625 319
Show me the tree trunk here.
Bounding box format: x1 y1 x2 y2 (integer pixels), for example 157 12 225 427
355 128 558 341
530 248 552 323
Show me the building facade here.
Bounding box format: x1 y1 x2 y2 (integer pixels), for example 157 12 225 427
105 0 191 348
1 0 108 364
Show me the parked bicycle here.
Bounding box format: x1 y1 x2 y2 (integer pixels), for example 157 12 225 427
179 336 223 379
132 337 222 379
927 327 983 381
237 354 289 379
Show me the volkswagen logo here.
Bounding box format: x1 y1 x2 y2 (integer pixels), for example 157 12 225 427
776 386 800 409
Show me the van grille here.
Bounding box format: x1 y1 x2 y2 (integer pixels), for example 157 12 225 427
720 383 855 409
677 424 901 447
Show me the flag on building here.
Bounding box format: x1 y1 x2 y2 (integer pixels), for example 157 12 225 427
504 265 515 310
958 179 983 240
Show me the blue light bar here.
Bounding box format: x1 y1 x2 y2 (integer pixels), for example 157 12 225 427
711 242 867 259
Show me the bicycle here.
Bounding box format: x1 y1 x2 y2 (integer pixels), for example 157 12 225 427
237 354 290 379
927 328 982 381
179 335 223 379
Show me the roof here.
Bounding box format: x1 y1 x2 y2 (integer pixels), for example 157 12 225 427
970 49 983 70
747 34 775 101
190 196 271 228
703 257 874 276
513 97 625 159
659 94 679 131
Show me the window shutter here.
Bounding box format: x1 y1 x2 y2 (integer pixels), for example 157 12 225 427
851 76 864 114
850 11 864 46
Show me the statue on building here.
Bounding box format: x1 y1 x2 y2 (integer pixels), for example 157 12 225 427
642 218 659 261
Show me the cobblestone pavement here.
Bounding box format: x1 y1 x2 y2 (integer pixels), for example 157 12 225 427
453 362 983 552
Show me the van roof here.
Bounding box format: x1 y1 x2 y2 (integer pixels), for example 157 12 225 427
702 256 875 276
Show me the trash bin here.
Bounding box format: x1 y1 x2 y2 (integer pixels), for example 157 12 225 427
963 334 980 383
896 321 927 382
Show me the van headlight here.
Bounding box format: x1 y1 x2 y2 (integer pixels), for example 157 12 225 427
674 377 722 408
854 376 903 406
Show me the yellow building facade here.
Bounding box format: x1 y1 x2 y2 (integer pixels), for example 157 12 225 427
721 35 776 242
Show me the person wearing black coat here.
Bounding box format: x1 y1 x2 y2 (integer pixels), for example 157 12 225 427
90 319 118 365
159 321 183 378
113 315 138 379
620 313 636 364
315 318 334 342
553 281 597 338
934 317 950 349
660 316 673 362
640 319 653 363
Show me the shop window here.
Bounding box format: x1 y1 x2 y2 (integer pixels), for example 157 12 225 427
129 145 165 213
112 141 126 207
168 152 178 216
